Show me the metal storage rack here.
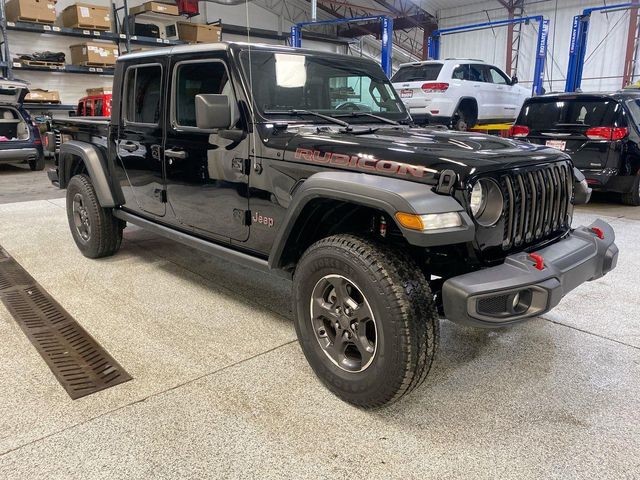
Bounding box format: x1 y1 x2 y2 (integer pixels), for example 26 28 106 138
0 0 187 79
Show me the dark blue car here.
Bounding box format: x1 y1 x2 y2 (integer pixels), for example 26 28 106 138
0 79 44 171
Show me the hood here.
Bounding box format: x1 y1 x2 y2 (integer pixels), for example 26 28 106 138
0 79 29 105
270 125 569 185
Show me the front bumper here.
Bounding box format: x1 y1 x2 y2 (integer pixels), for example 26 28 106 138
442 219 618 327
0 147 39 164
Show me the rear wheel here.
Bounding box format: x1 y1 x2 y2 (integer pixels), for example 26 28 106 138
66 174 124 258
292 234 439 408
29 155 45 171
452 108 470 131
621 175 640 206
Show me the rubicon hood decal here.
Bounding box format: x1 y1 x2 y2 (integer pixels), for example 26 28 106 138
294 148 438 179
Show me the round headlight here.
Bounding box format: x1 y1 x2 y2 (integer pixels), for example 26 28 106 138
469 178 503 227
469 181 484 216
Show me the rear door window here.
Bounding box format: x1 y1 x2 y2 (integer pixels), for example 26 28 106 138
95 98 103 116
518 97 621 130
391 64 443 83
468 64 489 82
124 64 163 125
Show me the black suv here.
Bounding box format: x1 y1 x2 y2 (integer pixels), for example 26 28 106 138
0 79 45 171
47 43 618 408
511 90 640 205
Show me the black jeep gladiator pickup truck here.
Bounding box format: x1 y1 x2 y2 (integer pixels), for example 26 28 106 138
47 42 618 408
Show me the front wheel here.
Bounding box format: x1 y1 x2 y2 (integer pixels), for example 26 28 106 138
66 174 124 258
292 235 439 408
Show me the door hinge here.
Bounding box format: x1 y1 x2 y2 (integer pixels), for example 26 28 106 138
233 209 251 226
232 157 251 175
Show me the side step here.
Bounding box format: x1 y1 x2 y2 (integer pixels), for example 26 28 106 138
112 209 290 278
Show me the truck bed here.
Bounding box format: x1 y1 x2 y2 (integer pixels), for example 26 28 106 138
53 116 110 138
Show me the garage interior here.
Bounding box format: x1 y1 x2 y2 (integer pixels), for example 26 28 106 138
0 0 639 478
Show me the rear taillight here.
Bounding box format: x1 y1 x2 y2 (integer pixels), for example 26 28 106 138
421 82 449 93
585 127 628 141
509 125 530 137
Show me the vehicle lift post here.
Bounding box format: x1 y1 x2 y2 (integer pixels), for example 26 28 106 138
291 16 394 77
565 2 640 92
0 0 12 79
427 15 550 96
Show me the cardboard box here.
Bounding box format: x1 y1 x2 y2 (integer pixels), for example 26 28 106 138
5 0 56 24
177 22 222 44
86 87 112 96
69 42 119 66
130 1 179 16
25 88 61 103
60 3 112 30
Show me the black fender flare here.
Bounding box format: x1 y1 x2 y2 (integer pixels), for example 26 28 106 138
58 140 120 208
268 171 475 269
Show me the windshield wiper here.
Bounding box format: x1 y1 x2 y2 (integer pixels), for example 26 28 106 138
333 112 400 126
264 109 351 129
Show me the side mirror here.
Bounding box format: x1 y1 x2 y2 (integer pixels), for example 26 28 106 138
511 75 519 85
195 94 239 130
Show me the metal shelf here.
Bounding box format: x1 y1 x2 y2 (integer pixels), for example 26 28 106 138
23 103 76 111
11 61 114 75
6 20 183 46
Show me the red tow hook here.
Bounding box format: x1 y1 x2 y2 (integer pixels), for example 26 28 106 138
528 253 545 270
591 227 604 240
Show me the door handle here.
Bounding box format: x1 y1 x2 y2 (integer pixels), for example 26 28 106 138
121 141 139 152
165 148 188 160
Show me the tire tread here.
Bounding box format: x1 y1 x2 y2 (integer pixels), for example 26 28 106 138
294 234 439 408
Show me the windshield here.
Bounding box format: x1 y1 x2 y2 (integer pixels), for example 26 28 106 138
518 97 621 130
240 50 409 122
391 64 443 83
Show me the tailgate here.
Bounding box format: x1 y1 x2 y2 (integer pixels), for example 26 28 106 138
527 127 611 170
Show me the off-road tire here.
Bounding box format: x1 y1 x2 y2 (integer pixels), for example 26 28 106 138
29 155 45 171
66 174 124 258
621 175 640 206
292 234 439 408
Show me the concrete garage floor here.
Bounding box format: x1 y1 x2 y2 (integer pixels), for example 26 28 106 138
0 180 638 478
0 159 64 204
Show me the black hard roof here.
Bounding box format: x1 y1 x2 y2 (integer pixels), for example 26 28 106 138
527 89 640 102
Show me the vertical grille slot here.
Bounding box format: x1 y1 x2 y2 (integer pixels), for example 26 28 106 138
499 161 573 252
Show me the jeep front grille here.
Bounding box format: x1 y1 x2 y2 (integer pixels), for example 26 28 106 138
500 162 573 250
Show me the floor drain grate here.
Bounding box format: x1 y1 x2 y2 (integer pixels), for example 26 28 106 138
0 248 131 399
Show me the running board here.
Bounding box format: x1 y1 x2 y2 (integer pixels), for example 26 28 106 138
112 210 289 278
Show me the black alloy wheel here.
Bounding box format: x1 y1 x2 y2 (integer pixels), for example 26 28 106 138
310 274 377 373
72 192 92 243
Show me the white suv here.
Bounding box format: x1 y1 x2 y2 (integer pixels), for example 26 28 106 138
391 59 530 130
